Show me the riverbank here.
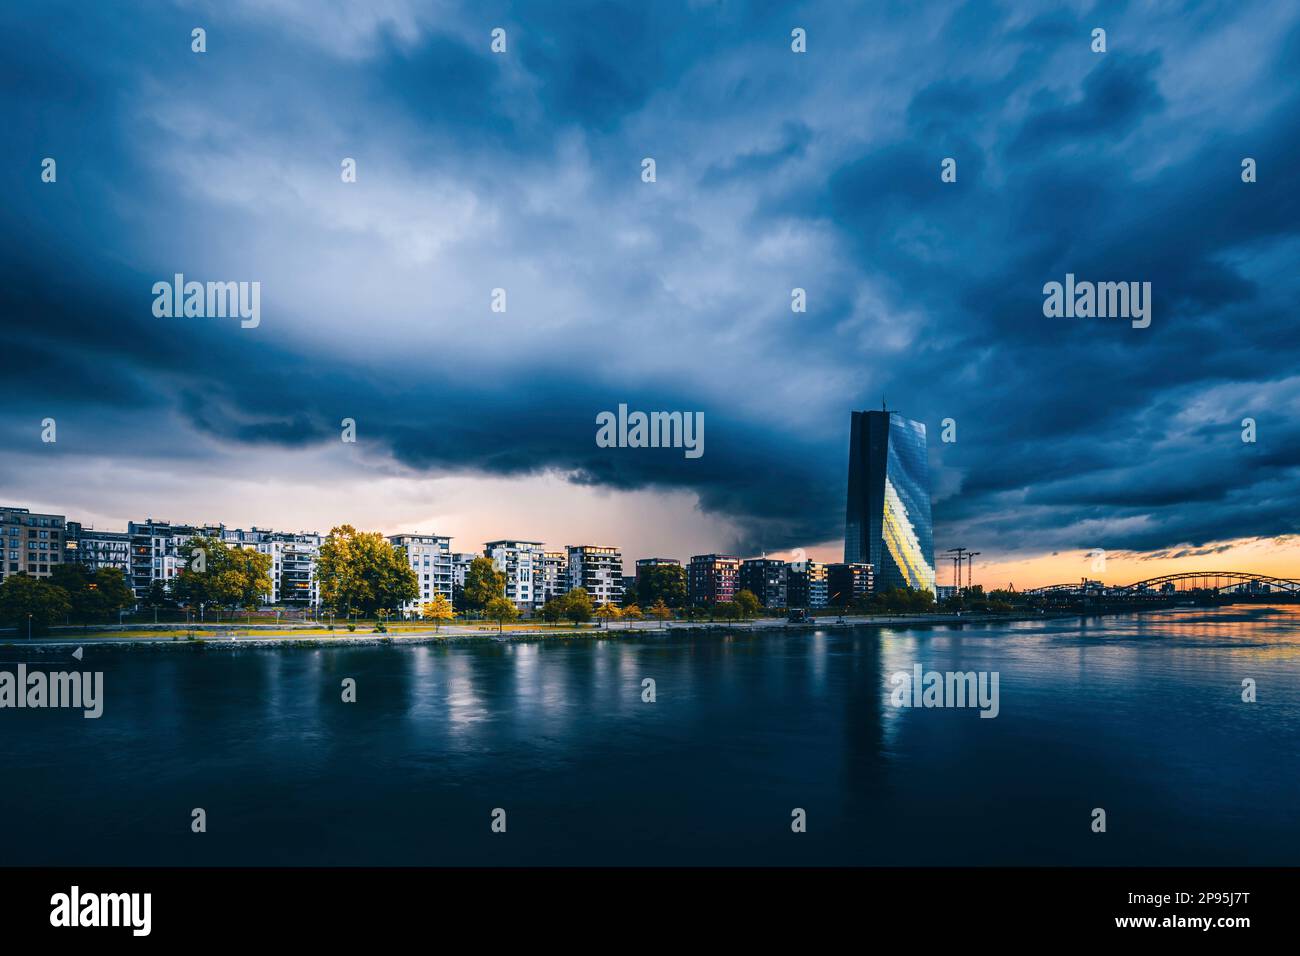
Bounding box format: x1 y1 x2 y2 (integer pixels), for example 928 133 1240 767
0 608 1091 651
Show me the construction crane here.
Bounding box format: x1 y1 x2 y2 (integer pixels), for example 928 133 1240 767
946 547 966 593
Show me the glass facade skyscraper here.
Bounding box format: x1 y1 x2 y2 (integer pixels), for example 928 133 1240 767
844 410 936 593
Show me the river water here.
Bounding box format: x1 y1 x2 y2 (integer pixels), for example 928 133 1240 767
3 605 1298 865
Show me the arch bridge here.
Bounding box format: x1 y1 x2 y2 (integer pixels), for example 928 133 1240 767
1024 571 1300 597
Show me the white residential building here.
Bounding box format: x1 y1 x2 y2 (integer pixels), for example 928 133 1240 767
389 533 453 615
541 550 569 604
567 545 624 606
485 539 544 611
225 528 322 608
126 519 225 600
450 552 476 610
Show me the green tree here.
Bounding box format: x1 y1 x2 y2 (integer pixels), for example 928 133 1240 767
89 568 134 620
173 535 227 614
563 587 593 624
735 589 761 620
49 564 133 623
215 547 274 615
314 525 418 617
50 563 96 622
463 556 507 612
174 536 273 618
715 601 741 621
637 565 687 608
145 580 173 610
0 574 72 635
540 596 565 625
485 595 519 633
421 594 454 632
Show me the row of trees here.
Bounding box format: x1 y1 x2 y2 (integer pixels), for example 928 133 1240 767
938 585 1017 614
0 564 135 633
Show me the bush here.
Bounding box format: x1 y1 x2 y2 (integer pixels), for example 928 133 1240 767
346 622 356 632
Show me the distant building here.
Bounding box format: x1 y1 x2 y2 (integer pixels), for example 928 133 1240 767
540 550 569 604
65 522 130 578
0 506 66 582
227 528 322 608
845 409 936 593
567 545 624 606
935 585 958 602
450 552 477 611
787 560 828 609
389 534 452 614
827 563 874 607
688 554 741 605
118 520 324 606
739 558 787 608
635 557 681 584
126 519 225 600
485 540 544 611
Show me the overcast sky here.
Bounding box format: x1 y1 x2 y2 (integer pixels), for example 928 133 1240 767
3 0 1299 587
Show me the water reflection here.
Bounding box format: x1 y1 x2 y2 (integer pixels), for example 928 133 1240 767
4 606 1300 865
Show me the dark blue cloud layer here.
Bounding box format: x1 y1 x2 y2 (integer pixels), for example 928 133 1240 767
3 1 1299 558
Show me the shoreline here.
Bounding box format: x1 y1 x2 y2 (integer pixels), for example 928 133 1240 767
0 607 1182 652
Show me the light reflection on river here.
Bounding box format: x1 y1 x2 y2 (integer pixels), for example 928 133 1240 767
3 605 1298 865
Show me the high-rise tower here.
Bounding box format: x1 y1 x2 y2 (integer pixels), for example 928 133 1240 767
845 409 936 593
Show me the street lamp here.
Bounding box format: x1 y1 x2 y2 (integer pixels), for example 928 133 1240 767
28 612 33 641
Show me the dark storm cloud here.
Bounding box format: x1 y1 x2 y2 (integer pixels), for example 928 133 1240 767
2 0 1299 558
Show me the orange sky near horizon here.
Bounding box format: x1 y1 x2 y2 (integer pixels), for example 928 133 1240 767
791 536 1300 592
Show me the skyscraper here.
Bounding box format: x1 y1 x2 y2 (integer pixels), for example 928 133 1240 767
845 409 936 593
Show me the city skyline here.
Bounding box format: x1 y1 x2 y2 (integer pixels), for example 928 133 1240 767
9 495 1300 595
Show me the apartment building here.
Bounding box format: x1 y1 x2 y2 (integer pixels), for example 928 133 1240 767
389 533 453 614
540 550 569 604
787 560 829 609
450 552 477 611
567 545 624 606
64 522 131 578
0 506 66 582
485 540 544 611
827 562 874 607
687 554 741 606
739 558 788 608
225 528 322 607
